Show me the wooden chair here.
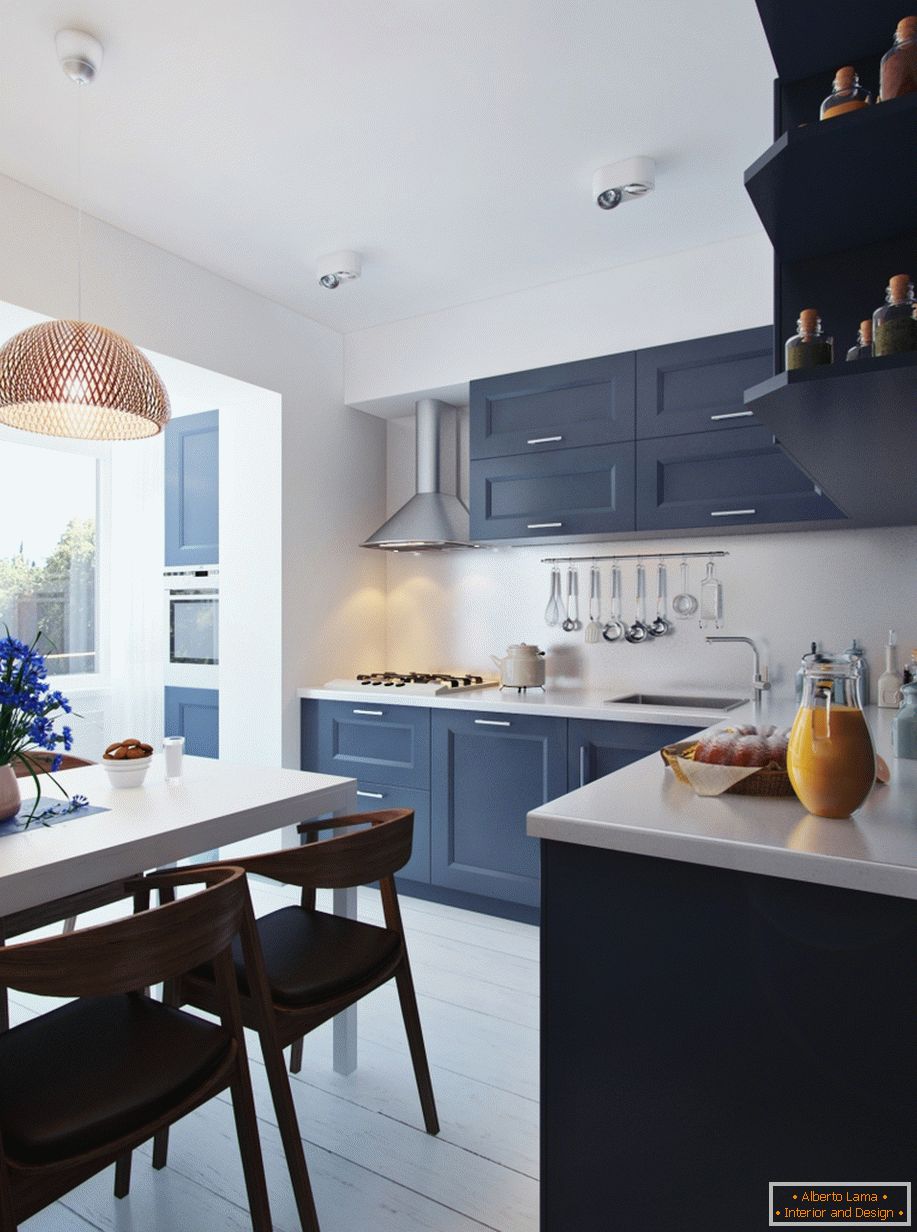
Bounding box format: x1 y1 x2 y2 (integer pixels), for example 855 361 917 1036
12 753 94 778
0 866 272 1232
157 808 439 1232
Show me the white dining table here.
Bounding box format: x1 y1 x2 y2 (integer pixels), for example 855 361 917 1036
0 754 360 1073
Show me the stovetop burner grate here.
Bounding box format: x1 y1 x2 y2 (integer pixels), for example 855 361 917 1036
356 671 486 689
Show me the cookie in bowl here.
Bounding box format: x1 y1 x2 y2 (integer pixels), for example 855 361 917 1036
102 739 154 787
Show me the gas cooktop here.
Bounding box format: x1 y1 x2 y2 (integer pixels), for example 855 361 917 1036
324 672 499 696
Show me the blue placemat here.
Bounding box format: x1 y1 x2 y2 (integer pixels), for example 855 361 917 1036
0 798 110 837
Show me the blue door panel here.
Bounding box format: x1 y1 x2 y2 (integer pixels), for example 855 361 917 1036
569 719 702 788
313 701 431 790
470 352 635 459
635 327 773 438
165 409 219 566
164 686 219 759
470 443 636 540
353 782 431 885
431 710 567 907
635 427 845 530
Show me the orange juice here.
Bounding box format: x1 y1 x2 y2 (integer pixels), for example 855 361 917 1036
787 704 876 819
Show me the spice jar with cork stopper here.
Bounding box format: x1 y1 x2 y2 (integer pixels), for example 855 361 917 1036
820 66 871 118
846 318 873 361
880 16 917 100
873 274 917 355
785 309 833 370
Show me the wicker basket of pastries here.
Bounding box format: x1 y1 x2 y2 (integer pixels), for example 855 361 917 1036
661 725 797 798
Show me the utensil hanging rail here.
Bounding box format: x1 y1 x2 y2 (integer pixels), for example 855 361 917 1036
539 550 730 564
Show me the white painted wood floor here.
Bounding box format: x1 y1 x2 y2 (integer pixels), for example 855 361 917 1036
8 879 540 1232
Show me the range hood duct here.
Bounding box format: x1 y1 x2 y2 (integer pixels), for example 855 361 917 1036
361 398 474 551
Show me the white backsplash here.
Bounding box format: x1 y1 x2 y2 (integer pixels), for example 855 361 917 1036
383 416 917 701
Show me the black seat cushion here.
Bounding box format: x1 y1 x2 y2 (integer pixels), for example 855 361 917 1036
0 994 231 1165
195 906 402 1008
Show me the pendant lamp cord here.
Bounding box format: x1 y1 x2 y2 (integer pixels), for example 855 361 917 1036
76 79 83 322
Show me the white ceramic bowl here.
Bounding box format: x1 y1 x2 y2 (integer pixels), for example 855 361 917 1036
101 754 153 789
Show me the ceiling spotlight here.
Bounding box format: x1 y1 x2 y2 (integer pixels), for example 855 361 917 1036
317 250 362 290
593 157 656 211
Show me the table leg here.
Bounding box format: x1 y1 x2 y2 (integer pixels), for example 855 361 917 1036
332 880 358 1076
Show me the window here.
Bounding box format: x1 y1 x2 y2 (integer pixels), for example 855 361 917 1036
0 438 100 675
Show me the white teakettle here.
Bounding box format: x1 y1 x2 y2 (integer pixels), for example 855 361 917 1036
490 643 546 689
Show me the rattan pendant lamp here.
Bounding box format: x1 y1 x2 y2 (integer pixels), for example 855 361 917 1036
0 29 170 440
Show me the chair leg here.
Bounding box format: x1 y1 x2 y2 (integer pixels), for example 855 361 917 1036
261 1034 321 1232
227 1060 274 1232
394 960 440 1135
289 1035 304 1074
152 1128 169 1170
114 1151 132 1198
0 987 8 1035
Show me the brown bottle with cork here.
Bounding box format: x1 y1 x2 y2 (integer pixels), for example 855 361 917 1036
846 319 873 361
873 274 917 355
880 16 917 99
785 310 834 370
820 66 871 118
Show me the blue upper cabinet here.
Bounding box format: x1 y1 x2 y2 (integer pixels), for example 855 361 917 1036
470 353 635 459
470 443 635 541
635 426 845 531
165 409 219 566
635 327 773 439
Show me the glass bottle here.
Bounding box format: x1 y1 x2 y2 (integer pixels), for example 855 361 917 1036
880 15 917 100
845 319 873 361
787 653 876 818
785 309 833 370
891 682 917 759
873 275 917 355
820 66 872 118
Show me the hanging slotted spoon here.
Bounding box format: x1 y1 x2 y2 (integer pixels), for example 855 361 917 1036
585 564 602 643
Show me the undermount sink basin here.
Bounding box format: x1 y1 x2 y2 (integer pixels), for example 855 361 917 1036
605 693 749 712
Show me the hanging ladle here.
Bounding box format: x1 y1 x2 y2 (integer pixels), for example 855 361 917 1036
625 562 650 643
602 562 626 642
649 561 672 637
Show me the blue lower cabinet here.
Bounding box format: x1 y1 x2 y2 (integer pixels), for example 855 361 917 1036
164 686 219 759
431 710 567 908
303 699 431 790
635 426 845 530
352 781 431 885
569 719 701 787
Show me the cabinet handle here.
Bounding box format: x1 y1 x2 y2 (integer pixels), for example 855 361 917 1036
710 509 756 518
709 410 753 421
353 708 384 716
357 790 385 799
527 522 563 529
474 719 511 727
579 746 586 787
526 435 563 445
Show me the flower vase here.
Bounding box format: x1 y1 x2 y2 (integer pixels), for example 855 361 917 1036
0 763 21 822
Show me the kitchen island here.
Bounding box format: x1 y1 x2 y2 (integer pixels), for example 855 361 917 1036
528 704 917 1231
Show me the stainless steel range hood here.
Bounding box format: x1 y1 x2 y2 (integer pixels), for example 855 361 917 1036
362 398 474 551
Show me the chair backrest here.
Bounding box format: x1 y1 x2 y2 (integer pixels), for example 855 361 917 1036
13 753 94 778
215 809 414 890
0 866 247 999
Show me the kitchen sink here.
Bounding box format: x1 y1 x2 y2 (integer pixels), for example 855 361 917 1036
606 693 749 711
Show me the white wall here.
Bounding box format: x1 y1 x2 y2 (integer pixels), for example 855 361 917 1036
0 174 387 767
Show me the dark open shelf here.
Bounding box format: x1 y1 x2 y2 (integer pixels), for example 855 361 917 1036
744 94 917 263
744 353 917 524
754 0 905 82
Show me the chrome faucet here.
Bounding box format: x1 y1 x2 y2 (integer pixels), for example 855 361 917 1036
705 636 770 695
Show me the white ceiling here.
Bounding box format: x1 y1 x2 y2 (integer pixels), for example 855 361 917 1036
0 0 775 334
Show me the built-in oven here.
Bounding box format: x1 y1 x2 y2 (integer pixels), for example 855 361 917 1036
164 567 219 687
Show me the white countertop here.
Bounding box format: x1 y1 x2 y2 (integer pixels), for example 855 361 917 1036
527 702 917 900
298 683 740 727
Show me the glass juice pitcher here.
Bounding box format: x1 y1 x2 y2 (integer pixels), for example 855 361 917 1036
787 653 876 819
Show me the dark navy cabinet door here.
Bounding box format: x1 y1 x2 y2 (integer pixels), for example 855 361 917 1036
470 353 635 459
164 686 219 759
569 720 701 788
165 409 219 566
431 710 567 907
310 700 431 790
353 782 431 885
635 426 845 531
635 327 773 439
470 443 635 541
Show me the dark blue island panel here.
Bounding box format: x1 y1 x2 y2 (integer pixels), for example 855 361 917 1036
635 327 773 439
470 352 635 460
164 409 219 566
431 710 566 908
540 840 917 1231
164 685 219 759
470 443 636 541
635 425 845 531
